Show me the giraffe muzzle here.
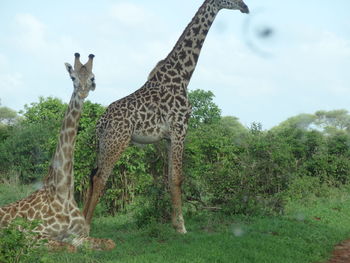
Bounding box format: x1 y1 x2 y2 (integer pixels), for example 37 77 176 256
240 3 249 14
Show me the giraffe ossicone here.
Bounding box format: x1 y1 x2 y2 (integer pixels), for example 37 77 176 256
83 0 249 234
0 53 115 251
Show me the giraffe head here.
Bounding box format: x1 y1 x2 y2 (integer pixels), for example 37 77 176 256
65 53 96 99
216 0 249 13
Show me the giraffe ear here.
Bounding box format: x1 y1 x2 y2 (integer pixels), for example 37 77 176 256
65 63 73 74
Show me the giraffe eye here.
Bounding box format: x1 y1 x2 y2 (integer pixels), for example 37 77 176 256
71 77 76 81
91 77 95 82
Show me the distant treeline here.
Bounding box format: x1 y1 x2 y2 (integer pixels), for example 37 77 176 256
1 90 350 219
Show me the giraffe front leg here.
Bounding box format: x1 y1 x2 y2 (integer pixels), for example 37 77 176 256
80 237 116 251
46 239 77 252
167 137 187 234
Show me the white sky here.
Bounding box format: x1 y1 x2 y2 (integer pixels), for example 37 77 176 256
0 0 349 129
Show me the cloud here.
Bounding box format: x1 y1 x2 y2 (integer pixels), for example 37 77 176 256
12 13 80 60
0 73 23 92
287 29 350 95
109 2 154 28
0 54 23 94
300 29 350 57
14 13 48 51
0 72 24 109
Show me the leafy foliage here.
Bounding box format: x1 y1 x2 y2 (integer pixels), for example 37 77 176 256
188 89 221 128
0 218 47 263
1 91 350 219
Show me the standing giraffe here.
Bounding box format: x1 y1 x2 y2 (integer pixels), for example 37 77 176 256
0 53 115 251
83 0 249 233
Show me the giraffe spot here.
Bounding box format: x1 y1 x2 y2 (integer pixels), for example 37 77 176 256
164 75 171 83
179 50 186 60
51 223 61 230
152 95 160 103
156 72 163 81
71 218 85 227
10 208 17 218
66 117 74 129
172 77 181 84
194 16 200 24
52 201 63 212
55 173 64 185
60 133 64 144
28 208 35 218
36 224 44 232
195 39 204 49
21 203 30 210
64 161 73 174
192 25 201 35
57 214 70 224
74 100 81 110
42 205 49 214
184 58 193 68
3 215 11 223
68 130 76 141
58 195 65 204
71 209 81 218
182 71 192 81
175 62 183 72
47 209 55 218
193 53 199 63
34 211 42 219
48 217 56 225
184 39 193 48
140 113 146 121
71 109 79 119
176 96 187 107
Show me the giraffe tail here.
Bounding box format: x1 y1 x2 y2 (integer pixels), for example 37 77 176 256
83 167 98 218
89 167 98 186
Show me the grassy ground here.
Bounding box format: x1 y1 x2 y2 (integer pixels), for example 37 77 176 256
1 184 350 263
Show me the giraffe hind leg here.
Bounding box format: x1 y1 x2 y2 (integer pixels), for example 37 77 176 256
83 168 98 219
83 135 130 225
167 138 187 234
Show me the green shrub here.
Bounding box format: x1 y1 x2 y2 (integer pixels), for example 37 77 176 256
0 218 47 263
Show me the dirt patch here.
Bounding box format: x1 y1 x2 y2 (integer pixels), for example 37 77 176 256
324 240 350 263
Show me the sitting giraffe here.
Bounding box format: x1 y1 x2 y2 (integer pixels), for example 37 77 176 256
0 53 115 251
83 0 249 234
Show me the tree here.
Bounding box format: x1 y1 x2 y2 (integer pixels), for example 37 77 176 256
0 103 20 142
272 113 316 131
314 109 350 134
0 97 65 183
188 89 221 128
20 97 66 126
0 107 18 126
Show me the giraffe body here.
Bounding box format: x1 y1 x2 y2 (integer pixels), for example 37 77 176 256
83 0 249 233
0 54 115 251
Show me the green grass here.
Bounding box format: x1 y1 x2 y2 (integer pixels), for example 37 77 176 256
1 184 350 263
0 183 37 206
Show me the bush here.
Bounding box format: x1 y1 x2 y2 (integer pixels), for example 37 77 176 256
204 125 294 215
0 123 55 183
0 218 47 263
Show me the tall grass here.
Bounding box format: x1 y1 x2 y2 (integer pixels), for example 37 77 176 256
0 179 37 206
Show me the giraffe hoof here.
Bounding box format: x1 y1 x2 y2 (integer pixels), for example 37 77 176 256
177 228 187 234
174 224 187 234
102 239 116 250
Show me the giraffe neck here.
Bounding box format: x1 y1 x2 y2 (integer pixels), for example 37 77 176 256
44 91 84 200
149 0 220 85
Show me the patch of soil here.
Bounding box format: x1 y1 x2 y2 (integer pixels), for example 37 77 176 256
324 240 350 263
